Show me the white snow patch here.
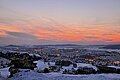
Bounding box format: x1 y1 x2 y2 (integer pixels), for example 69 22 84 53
76 63 98 71
0 67 10 78
34 60 49 70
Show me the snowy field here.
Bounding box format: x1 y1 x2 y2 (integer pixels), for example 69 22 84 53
6 71 120 80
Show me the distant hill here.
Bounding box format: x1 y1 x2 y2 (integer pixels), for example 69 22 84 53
5 45 22 47
47 44 80 46
33 44 80 47
102 44 120 49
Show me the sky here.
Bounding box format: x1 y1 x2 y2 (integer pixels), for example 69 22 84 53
0 0 120 45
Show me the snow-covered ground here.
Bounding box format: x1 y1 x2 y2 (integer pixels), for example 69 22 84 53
34 60 49 70
7 71 120 80
34 60 98 71
0 77 5 80
76 63 98 71
0 67 10 78
0 60 120 80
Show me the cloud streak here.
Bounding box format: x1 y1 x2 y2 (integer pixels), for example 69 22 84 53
0 6 120 45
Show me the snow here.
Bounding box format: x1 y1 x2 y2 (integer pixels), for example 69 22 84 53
49 62 55 66
0 77 5 80
34 60 56 71
1 50 17 54
20 52 28 54
0 67 10 78
34 60 49 70
62 64 73 70
0 60 118 80
59 62 98 71
76 63 98 71
57 62 98 71
8 71 120 80
29 54 41 57
34 60 98 72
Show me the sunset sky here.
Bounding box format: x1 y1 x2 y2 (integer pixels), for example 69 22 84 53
0 0 120 45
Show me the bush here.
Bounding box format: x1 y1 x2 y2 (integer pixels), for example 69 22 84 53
43 68 49 73
55 60 72 66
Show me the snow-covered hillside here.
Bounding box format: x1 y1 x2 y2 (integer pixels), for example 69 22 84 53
0 60 120 80
7 71 120 80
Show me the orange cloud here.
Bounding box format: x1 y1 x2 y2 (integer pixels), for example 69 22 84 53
0 17 119 44
0 30 6 36
32 23 120 43
0 24 22 32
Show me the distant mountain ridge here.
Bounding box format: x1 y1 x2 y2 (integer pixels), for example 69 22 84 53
102 44 120 49
2 44 120 49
